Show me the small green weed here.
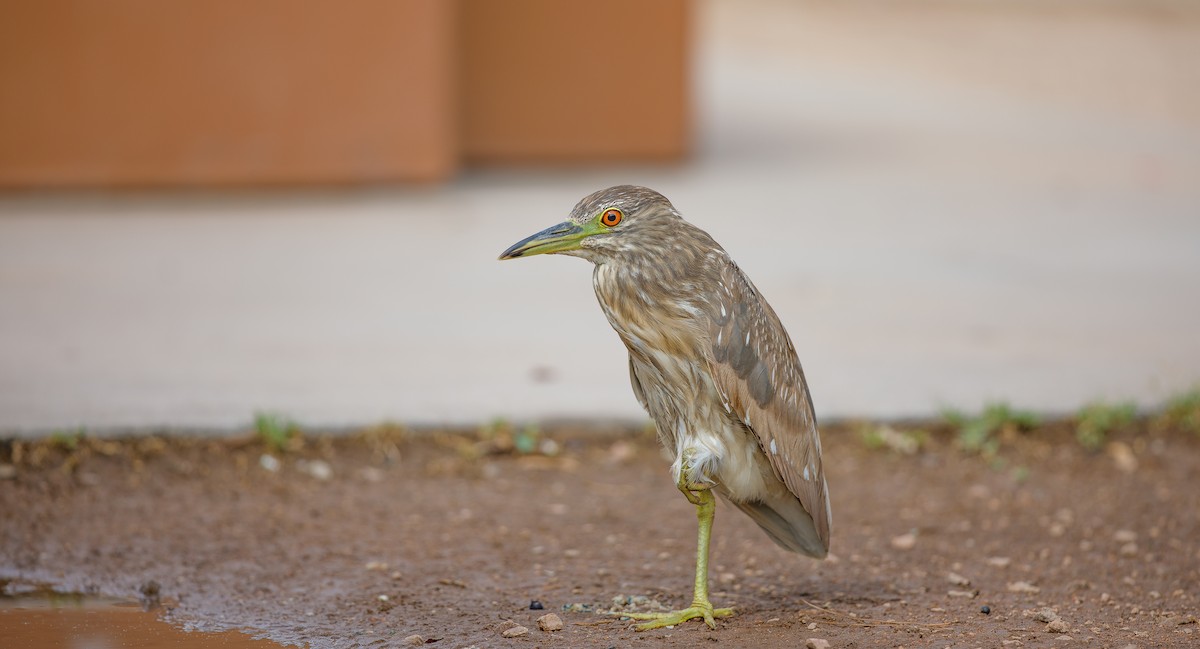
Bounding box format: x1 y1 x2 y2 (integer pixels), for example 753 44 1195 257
48 428 85 450
1159 387 1200 434
475 418 556 456
858 423 927 455
253 412 301 453
1074 401 1136 451
942 402 1039 455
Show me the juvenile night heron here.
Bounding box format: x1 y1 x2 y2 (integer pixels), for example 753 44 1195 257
500 186 830 630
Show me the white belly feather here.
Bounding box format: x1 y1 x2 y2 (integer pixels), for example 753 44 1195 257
628 346 781 505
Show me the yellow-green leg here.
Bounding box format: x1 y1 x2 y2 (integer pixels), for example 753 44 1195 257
615 468 735 630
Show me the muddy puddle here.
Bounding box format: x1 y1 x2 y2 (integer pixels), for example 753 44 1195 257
0 587 283 649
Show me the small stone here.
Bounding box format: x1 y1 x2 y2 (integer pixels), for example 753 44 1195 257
1008 581 1040 593
259 454 281 472
529 600 544 610
1114 529 1137 543
1119 542 1138 557
948 590 978 598
0 464 15 480
302 459 333 481
981 605 991 615
364 561 389 571
1108 442 1138 473
947 571 971 586
403 634 425 646
1047 618 1070 633
1034 608 1060 623
967 484 990 499
502 625 529 638
497 620 518 632
537 613 564 632
805 639 831 649
807 622 818 630
890 532 917 550
986 556 1011 568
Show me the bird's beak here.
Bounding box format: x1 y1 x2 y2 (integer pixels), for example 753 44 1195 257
499 221 586 260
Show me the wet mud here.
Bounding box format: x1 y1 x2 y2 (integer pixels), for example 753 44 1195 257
1 422 1197 647
0 588 284 648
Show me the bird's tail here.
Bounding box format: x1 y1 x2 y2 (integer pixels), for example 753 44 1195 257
723 491 828 559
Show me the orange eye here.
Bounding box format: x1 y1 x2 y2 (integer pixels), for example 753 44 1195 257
600 208 623 227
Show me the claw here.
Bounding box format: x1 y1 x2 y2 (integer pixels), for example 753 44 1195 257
614 602 735 631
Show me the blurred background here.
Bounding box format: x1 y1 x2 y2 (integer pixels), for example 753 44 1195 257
1 0 1198 434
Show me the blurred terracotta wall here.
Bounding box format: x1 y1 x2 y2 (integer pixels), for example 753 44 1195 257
461 0 689 164
0 0 688 187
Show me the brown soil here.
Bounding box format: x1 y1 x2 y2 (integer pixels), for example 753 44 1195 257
1 421 1197 648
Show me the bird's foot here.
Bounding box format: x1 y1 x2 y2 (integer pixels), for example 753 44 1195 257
613 600 734 631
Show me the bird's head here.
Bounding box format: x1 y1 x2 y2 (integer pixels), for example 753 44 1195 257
499 185 680 264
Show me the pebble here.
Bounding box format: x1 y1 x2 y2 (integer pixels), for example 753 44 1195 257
947 571 971 586
967 484 990 499
259 454 281 472
805 639 831 649
529 600 544 610
1033 608 1059 623
502 625 529 638
986 556 1012 568
1119 542 1139 557
537 613 564 632
1007 581 1040 593
0 463 15 480
300 459 333 481
948 589 977 599
358 467 385 483
1107 442 1138 473
1047 618 1070 633
981 605 991 615
1114 529 1137 543
890 532 917 550
403 634 425 646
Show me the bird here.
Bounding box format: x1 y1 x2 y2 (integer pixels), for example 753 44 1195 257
499 185 830 630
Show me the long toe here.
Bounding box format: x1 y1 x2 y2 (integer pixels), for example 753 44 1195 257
616 604 735 631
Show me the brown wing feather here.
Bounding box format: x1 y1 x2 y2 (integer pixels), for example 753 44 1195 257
705 256 832 552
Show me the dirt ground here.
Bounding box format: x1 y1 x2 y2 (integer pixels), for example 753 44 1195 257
1 420 1197 648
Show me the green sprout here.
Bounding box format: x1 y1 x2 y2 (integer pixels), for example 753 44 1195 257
1074 401 1136 451
858 423 927 455
253 412 301 453
48 428 85 450
1160 387 1200 435
943 402 1039 455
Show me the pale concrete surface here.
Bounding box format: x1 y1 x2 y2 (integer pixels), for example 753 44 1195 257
2 0 1199 434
